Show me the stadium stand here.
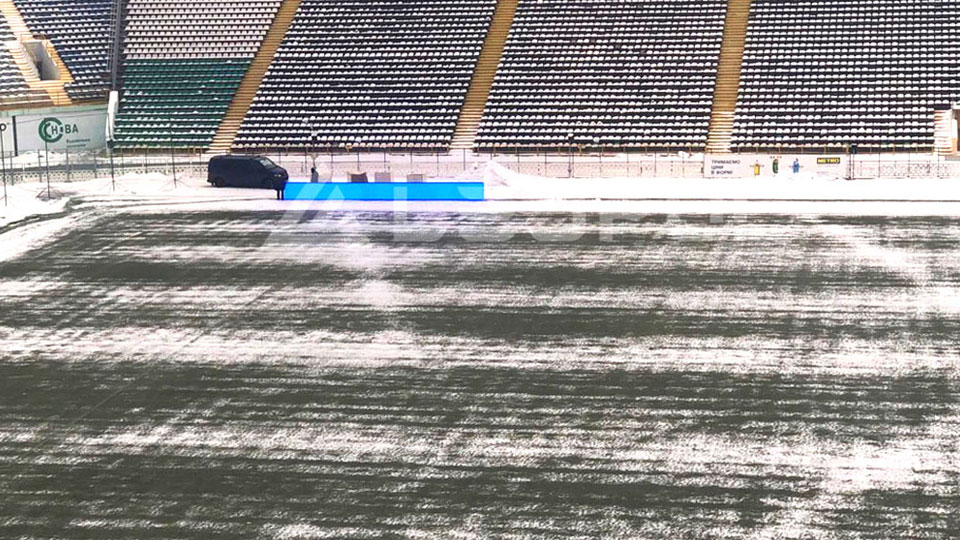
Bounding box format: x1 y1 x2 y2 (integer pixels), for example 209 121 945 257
0 47 31 105
11 0 111 101
732 0 960 151
474 0 727 151
81 0 960 154
0 13 53 109
208 0 302 153
0 17 28 101
113 0 281 148
450 0 518 150
234 0 498 151
705 0 750 153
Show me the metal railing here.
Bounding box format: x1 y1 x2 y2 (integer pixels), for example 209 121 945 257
0 148 958 192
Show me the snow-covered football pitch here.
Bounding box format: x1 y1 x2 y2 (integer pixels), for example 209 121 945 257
1 187 960 538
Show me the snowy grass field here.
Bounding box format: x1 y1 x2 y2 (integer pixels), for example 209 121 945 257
1 200 960 538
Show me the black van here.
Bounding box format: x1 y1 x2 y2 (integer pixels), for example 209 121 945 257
208 155 288 190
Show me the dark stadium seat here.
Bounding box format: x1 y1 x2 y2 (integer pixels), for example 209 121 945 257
474 0 727 151
12 0 111 101
732 0 960 151
0 17 27 98
233 0 498 151
113 0 281 149
0 15 53 108
31 0 955 153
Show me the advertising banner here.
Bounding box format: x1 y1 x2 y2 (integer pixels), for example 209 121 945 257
705 156 750 177
705 154 848 179
0 118 13 155
0 105 107 153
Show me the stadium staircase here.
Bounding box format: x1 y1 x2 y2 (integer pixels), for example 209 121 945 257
208 0 303 154
0 0 27 36
0 0 72 107
449 0 518 151
705 0 751 154
934 110 955 155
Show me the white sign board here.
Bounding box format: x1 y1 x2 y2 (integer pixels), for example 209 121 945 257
15 108 107 152
705 154 849 179
0 105 108 154
705 156 749 177
0 118 13 155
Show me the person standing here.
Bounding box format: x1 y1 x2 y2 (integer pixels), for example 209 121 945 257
310 167 319 183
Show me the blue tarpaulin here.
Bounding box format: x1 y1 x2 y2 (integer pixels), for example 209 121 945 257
284 182 485 201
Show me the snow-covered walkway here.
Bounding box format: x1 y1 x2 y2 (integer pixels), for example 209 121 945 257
4 162 960 234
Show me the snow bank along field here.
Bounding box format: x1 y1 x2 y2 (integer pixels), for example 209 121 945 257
1 171 960 539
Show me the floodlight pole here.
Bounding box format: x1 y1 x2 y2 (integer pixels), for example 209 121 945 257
109 0 126 91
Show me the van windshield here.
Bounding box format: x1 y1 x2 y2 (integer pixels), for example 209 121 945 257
258 158 277 168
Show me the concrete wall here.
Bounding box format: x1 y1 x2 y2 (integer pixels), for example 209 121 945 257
23 40 59 80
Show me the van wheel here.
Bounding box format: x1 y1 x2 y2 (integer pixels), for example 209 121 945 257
213 177 226 188
261 179 274 190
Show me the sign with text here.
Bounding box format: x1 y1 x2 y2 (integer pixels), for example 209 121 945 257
0 118 12 154
4 105 107 153
705 156 750 178
706 154 848 178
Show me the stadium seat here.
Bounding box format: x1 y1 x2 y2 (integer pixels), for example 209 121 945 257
113 0 282 149
12 0 112 101
474 0 727 151
731 0 960 151
234 0 498 151
0 15 53 108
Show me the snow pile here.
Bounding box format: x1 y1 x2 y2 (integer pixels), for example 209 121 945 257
0 182 71 230
0 173 215 229
4 164 960 234
482 160 960 202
